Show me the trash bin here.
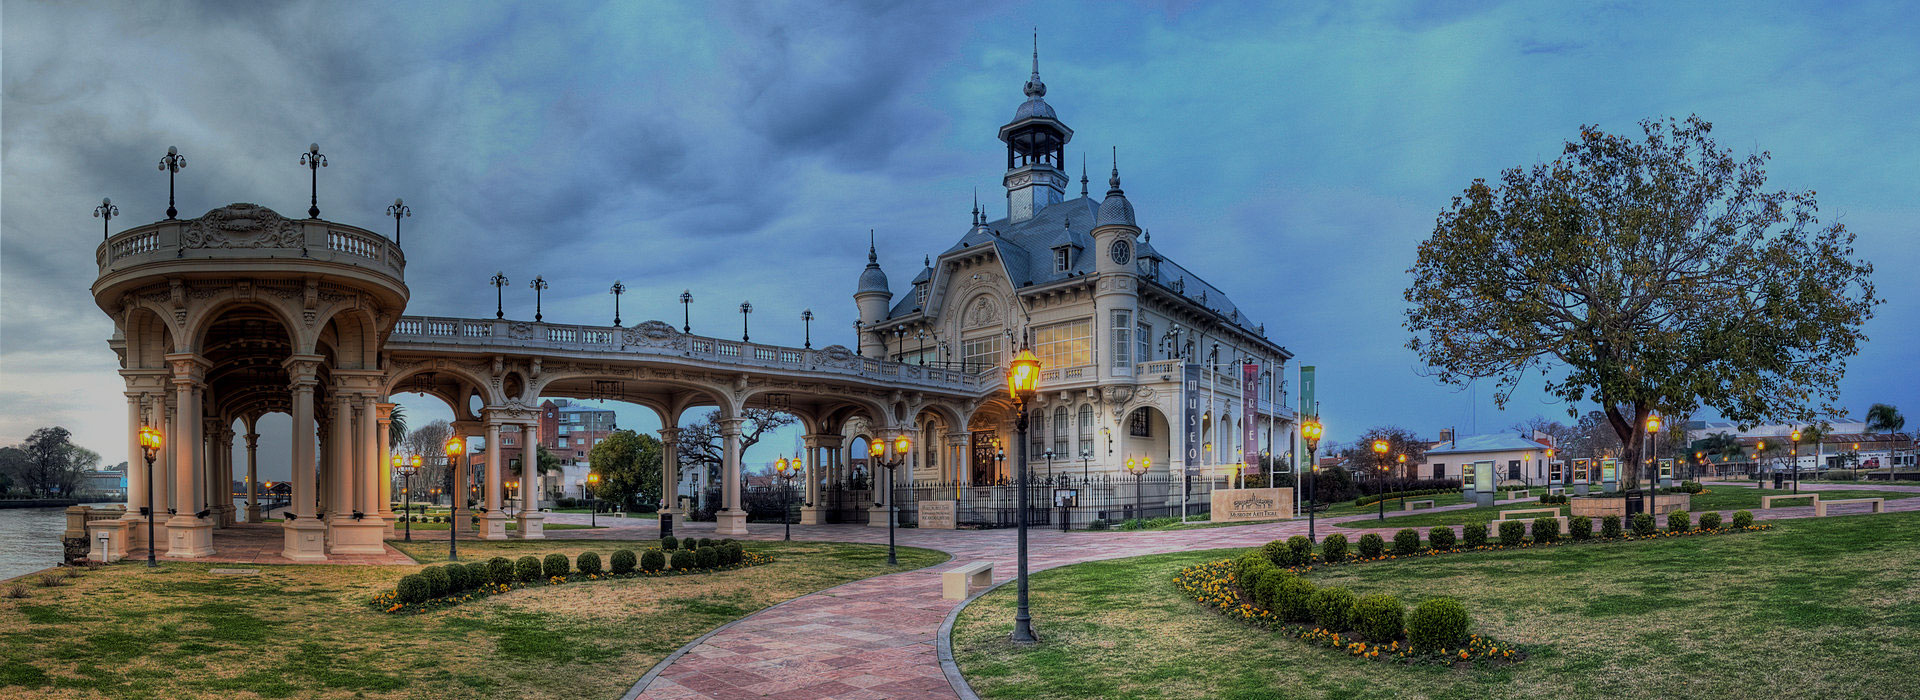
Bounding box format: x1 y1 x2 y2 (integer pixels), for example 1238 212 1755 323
1773 473 1785 489
1626 493 1645 515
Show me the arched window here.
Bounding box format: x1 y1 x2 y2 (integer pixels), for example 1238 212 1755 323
1053 406 1069 434
1077 404 1095 455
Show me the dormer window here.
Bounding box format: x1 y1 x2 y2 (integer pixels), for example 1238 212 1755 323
916 284 928 308
1054 247 1071 272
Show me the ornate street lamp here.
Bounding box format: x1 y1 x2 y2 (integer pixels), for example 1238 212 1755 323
1301 416 1324 542
1125 455 1151 526
490 272 509 319
775 457 802 540
610 281 626 327
138 425 164 567
505 479 520 517
740 301 753 342
853 320 865 356
300 143 327 218
868 434 911 565
394 455 420 541
680 290 693 333
586 472 601 528
445 436 465 561
386 198 410 245
1644 414 1662 509
1372 439 1389 520
94 197 119 242
530 276 549 322
801 309 814 349
158 146 186 219
1790 428 1802 494
1007 345 1042 643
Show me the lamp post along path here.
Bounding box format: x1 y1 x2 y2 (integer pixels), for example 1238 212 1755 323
1007 346 1042 643
138 426 163 567
445 436 465 561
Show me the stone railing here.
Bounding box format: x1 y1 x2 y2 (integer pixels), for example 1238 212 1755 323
387 317 982 393
95 205 405 280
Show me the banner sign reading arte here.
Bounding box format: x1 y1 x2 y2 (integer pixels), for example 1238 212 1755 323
1210 487 1293 523
1242 362 1260 475
1298 365 1316 472
1182 363 1202 474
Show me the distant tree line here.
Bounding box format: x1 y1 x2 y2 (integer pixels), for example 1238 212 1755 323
0 427 102 498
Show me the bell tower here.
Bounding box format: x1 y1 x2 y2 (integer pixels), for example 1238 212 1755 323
998 37 1073 223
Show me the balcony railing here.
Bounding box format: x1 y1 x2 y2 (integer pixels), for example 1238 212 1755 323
96 212 405 279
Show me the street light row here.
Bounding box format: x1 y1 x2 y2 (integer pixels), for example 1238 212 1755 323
94 143 428 244
480 272 822 342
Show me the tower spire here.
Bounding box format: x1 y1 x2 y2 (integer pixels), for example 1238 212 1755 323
1081 153 1089 197
1023 28 1046 98
973 187 981 224
1107 146 1123 196
868 228 877 263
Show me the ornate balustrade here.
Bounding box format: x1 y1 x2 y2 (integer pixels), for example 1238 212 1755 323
95 203 405 281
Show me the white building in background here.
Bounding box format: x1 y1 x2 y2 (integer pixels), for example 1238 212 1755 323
1417 433 1556 485
1687 420 1915 471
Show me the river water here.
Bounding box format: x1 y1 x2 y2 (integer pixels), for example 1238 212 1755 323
0 506 89 581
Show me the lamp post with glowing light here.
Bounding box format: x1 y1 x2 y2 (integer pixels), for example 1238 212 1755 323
1301 416 1324 542
587 472 601 527
1372 439 1390 520
505 479 520 516
868 434 911 564
1791 428 1802 493
1125 456 1151 526
138 426 164 567
445 436 465 561
1644 414 1661 511
775 457 801 540
1007 346 1042 643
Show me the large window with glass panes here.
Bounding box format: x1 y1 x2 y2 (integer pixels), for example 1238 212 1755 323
1034 318 1092 370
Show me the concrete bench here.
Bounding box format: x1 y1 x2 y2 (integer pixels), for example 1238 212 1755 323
1814 498 1885 517
1506 490 1530 500
1548 487 1566 496
1761 494 1818 509
1404 499 1436 511
1493 507 1563 523
942 561 994 600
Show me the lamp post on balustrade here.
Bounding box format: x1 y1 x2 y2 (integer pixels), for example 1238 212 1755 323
853 321 864 356
94 197 119 242
158 146 186 219
300 143 327 218
680 290 693 333
530 277 549 322
801 309 814 349
490 272 508 319
386 198 410 245
610 281 626 327
740 302 752 342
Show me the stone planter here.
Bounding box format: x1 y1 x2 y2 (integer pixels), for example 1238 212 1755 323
1570 493 1691 518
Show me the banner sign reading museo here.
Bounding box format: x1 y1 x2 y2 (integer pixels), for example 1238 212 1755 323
1242 362 1260 475
1182 363 1202 474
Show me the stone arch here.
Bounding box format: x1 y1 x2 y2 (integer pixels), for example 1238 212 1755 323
384 362 502 408
121 306 176 370
185 298 305 357
315 306 379 370
1121 404 1174 475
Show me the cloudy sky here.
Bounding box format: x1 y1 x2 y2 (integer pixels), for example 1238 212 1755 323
4 1 1916 479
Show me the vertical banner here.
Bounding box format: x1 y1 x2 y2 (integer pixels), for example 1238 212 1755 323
1298 365 1316 473
1242 362 1260 475
1182 363 1202 475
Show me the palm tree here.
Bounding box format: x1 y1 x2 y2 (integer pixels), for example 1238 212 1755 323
388 404 409 451
1865 404 1907 473
1692 432 1743 478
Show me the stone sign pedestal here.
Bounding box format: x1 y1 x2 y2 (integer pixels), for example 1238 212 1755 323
514 511 545 539
1209 488 1293 523
919 500 958 530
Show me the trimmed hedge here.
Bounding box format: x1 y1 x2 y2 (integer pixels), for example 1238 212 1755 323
1531 516 1560 543
1254 569 1290 612
1667 510 1692 532
696 546 720 569
515 556 542 582
640 549 665 572
661 535 679 551
422 566 450 598
1287 536 1313 565
1428 526 1455 550
1275 577 1317 623
1352 593 1405 643
1392 528 1422 555
1601 515 1623 538
1320 533 1349 563
1357 533 1385 559
445 562 471 591
1262 539 1292 567
611 549 636 575
397 574 429 603
1631 512 1657 537
1568 515 1592 540
543 553 570 578
1406 597 1471 653
669 549 695 570
1698 511 1722 530
577 551 603 576
1497 520 1526 546
463 562 488 589
1463 523 1489 548
1732 509 1754 528
487 557 514 585
1308 586 1357 632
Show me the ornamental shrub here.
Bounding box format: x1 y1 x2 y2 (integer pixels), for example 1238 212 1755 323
1600 515 1623 538
1568 515 1592 540
1288 535 1314 565
1261 539 1292 567
1234 553 1272 585
444 562 470 591
1667 510 1692 532
1275 577 1318 623
396 574 429 604
1497 520 1526 546
1320 533 1350 563
422 566 450 598
515 556 542 582
669 549 695 570
661 535 679 551
1254 570 1293 611
1732 509 1754 528
577 551 603 576
611 549 637 575
543 553 570 578
1392 528 1422 555
1352 593 1405 643
1698 511 1722 530
696 546 720 569
1406 597 1471 653
1462 523 1488 548
463 563 489 589
640 549 665 572
725 542 743 564
1357 533 1385 559
1631 512 1657 537
1428 526 1455 550
487 556 514 585
1308 586 1358 632
1531 517 1560 543
698 538 714 550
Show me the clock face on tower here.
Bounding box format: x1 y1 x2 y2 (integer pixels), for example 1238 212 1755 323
1109 239 1133 266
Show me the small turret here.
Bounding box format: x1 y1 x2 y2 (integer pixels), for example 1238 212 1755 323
854 230 892 356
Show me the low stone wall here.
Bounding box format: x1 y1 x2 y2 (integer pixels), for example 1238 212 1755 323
1570 493 1691 518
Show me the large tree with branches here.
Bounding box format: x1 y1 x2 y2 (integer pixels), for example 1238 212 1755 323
1405 116 1877 491
676 407 798 507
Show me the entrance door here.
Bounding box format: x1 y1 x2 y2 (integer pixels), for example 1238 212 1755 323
970 431 998 484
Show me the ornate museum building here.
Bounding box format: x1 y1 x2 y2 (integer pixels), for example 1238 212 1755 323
82 49 1295 561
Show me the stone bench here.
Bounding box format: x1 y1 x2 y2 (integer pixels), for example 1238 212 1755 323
1404 499 1436 511
1492 507 1563 525
1761 494 1818 509
1548 487 1566 496
1814 498 1885 517
1506 490 1530 500
942 561 994 600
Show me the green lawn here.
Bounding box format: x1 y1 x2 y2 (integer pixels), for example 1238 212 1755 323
390 521 602 532
0 539 944 699
1335 486 1916 529
954 510 1920 699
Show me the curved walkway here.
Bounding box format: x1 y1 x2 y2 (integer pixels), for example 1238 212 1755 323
535 485 1920 699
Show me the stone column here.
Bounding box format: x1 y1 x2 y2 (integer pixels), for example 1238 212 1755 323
375 402 394 535
359 397 379 517
282 359 326 562
244 427 261 522
328 395 352 526
659 427 682 514
164 354 213 557
516 424 544 538
480 420 508 539
799 434 825 525
715 417 748 535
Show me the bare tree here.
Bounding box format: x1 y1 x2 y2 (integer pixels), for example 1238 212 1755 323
400 420 451 505
676 408 797 507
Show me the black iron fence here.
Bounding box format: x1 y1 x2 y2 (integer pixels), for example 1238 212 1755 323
813 474 1226 529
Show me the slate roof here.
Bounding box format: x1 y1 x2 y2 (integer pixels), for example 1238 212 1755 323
1425 433 1553 456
